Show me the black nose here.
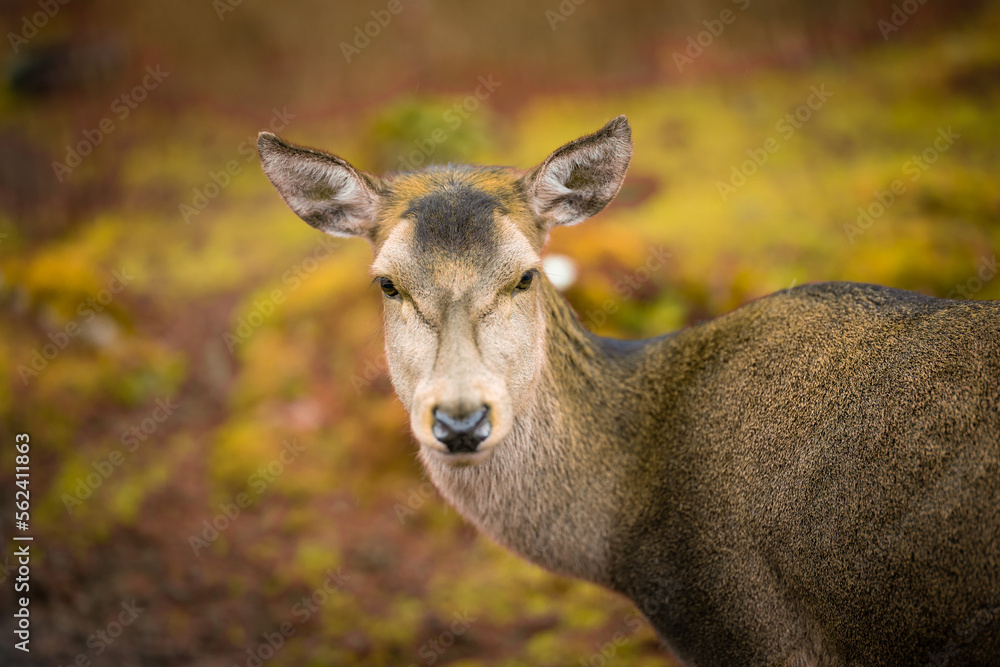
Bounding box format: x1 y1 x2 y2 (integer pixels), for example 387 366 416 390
432 406 491 453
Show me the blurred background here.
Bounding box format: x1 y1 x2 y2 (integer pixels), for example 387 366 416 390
1 0 999 665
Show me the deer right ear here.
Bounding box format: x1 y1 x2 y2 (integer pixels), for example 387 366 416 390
524 115 632 229
257 132 381 240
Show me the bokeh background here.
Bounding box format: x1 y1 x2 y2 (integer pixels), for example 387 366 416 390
2 1 999 665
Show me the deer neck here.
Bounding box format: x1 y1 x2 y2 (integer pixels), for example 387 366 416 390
419 278 650 586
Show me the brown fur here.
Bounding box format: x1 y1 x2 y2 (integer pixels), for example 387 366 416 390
259 117 1000 666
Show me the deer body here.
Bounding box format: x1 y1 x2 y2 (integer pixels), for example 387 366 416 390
259 117 1000 666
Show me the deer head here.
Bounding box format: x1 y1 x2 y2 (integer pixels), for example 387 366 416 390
258 116 631 465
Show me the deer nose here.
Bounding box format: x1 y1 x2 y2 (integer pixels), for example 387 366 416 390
432 405 491 453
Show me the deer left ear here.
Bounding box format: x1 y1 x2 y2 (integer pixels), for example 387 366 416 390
258 132 382 241
524 115 632 229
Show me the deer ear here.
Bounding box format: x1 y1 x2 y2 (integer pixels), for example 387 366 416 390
524 115 632 229
257 132 381 240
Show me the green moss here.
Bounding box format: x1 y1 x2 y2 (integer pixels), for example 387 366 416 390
292 541 341 585
364 97 496 172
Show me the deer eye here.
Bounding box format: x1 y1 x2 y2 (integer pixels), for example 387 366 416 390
515 270 534 292
377 277 399 298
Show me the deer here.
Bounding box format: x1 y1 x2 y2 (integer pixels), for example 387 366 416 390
257 116 1000 666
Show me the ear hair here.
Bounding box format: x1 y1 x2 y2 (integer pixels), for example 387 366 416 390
257 132 381 240
524 115 632 229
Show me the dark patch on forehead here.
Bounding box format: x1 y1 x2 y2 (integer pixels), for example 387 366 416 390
405 185 505 253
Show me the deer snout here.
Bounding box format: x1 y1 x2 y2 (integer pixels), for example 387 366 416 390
432 405 491 453
410 377 513 461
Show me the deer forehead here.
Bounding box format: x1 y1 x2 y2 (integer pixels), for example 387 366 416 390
371 168 541 303
374 167 540 247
